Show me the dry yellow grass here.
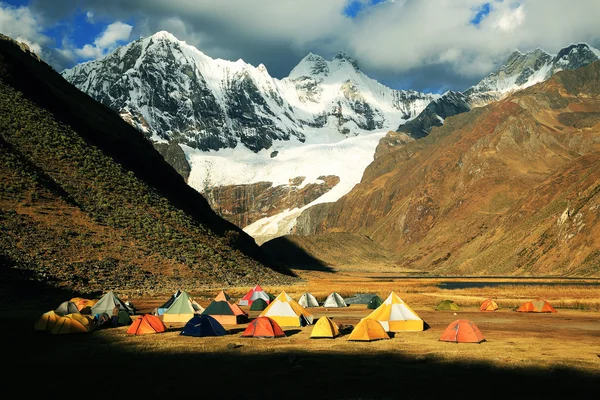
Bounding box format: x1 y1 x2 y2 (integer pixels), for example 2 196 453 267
13 271 600 399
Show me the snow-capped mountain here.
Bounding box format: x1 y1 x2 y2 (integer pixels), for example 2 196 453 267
397 43 600 138
61 31 438 241
464 43 600 107
62 31 436 153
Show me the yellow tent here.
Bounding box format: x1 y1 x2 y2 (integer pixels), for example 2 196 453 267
365 291 424 332
310 316 340 338
51 313 94 334
259 291 314 327
347 318 389 341
34 310 61 331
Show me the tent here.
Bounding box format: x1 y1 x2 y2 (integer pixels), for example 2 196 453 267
162 291 203 323
55 301 80 316
249 298 269 311
127 314 166 335
517 299 557 313
298 292 319 308
180 314 227 337
480 299 499 312
259 291 314 327
34 310 61 331
439 319 486 343
436 299 460 311
241 316 285 338
215 290 231 302
156 290 182 315
239 285 271 306
323 292 348 308
91 291 134 316
116 309 133 326
70 297 97 314
202 300 248 325
51 313 94 334
347 318 389 342
365 291 424 332
310 316 340 339
367 295 383 310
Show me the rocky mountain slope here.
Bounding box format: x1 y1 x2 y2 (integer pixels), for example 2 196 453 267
288 60 600 277
398 43 600 139
0 34 296 296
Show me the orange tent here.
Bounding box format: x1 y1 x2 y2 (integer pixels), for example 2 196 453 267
70 297 98 313
241 316 285 338
127 314 166 335
480 299 499 312
439 319 485 343
517 299 557 313
215 290 231 302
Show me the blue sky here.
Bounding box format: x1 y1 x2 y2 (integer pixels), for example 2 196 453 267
1 0 599 93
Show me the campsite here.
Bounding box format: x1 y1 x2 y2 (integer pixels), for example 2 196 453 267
9 271 600 399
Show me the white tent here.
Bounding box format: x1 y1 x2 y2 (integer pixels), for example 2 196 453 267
323 292 348 308
298 292 319 307
365 291 424 332
259 291 314 327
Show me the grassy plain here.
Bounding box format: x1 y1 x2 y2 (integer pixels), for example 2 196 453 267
6 269 600 399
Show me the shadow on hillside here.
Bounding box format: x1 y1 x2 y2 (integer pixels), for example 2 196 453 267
9 326 599 400
260 236 334 275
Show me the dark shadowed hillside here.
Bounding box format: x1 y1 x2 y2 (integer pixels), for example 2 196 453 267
290 61 600 277
0 34 297 296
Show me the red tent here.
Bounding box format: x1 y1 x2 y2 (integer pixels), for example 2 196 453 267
439 319 485 343
241 316 285 338
127 314 166 335
517 299 557 313
239 285 270 306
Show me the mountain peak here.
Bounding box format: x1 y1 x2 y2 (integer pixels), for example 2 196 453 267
332 51 360 70
288 52 330 78
151 31 179 42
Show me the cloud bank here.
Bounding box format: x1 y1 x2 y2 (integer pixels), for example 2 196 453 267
3 0 600 92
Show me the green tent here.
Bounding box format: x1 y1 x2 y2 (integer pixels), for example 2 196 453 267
367 295 383 309
117 310 132 326
250 298 268 311
436 299 460 311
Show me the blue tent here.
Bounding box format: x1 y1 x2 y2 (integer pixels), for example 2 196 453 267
180 314 227 337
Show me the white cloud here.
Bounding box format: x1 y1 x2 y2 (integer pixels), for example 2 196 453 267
0 3 50 57
86 11 94 23
95 21 132 49
74 21 132 61
19 0 600 90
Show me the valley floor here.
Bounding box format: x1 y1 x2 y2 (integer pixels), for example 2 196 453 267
5 273 600 399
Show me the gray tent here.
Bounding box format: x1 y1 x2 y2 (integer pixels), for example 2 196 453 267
298 292 319 307
55 301 80 316
91 291 134 316
323 292 348 308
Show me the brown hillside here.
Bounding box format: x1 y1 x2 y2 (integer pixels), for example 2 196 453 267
293 61 600 277
0 34 297 296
